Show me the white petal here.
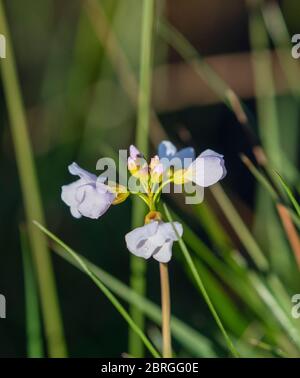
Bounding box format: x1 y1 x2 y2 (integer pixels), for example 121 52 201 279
199 150 227 179
158 222 183 241
61 179 85 207
77 184 113 219
70 205 82 219
125 222 159 259
200 149 223 158
153 242 173 263
188 155 226 187
68 162 97 182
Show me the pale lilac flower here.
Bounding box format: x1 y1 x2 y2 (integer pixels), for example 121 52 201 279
150 155 164 183
127 145 148 176
158 140 195 170
129 145 142 160
125 221 183 263
185 149 227 187
61 162 115 219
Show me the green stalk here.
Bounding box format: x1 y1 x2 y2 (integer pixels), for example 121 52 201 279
274 172 300 218
247 1 292 277
261 1 300 98
0 2 66 357
129 0 155 357
248 2 281 171
163 204 240 358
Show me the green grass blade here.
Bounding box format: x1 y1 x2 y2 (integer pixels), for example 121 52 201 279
210 184 269 271
129 0 155 357
262 1 300 98
158 18 248 125
274 172 300 218
192 202 232 251
163 204 240 357
0 1 66 357
247 1 293 276
248 3 282 171
241 155 279 201
33 221 160 358
20 228 44 358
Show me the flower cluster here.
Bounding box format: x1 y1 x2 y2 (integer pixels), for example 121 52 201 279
61 141 226 263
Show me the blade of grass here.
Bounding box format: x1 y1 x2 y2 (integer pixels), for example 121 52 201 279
247 1 282 171
274 172 300 218
157 19 248 125
192 202 232 251
210 184 269 271
261 1 300 98
84 0 167 147
241 154 279 201
0 1 66 357
241 155 300 269
276 204 300 270
20 227 44 358
163 203 239 357
163 206 280 331
247 0 292 276
33 221 160 358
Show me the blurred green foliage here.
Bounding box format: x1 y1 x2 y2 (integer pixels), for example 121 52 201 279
1 0 300 357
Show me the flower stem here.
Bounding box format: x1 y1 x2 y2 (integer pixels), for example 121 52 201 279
159 262 172 358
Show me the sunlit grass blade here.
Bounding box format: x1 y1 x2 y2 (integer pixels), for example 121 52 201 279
241 154 279 201
192 202 232 251
33 221 160 358
163 204 239 357
20 227 44 358
274 172 300 218
247 2 281 171
276 204 300 270
0 1 66 357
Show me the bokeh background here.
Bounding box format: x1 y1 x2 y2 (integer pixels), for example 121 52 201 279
1 0 300 357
